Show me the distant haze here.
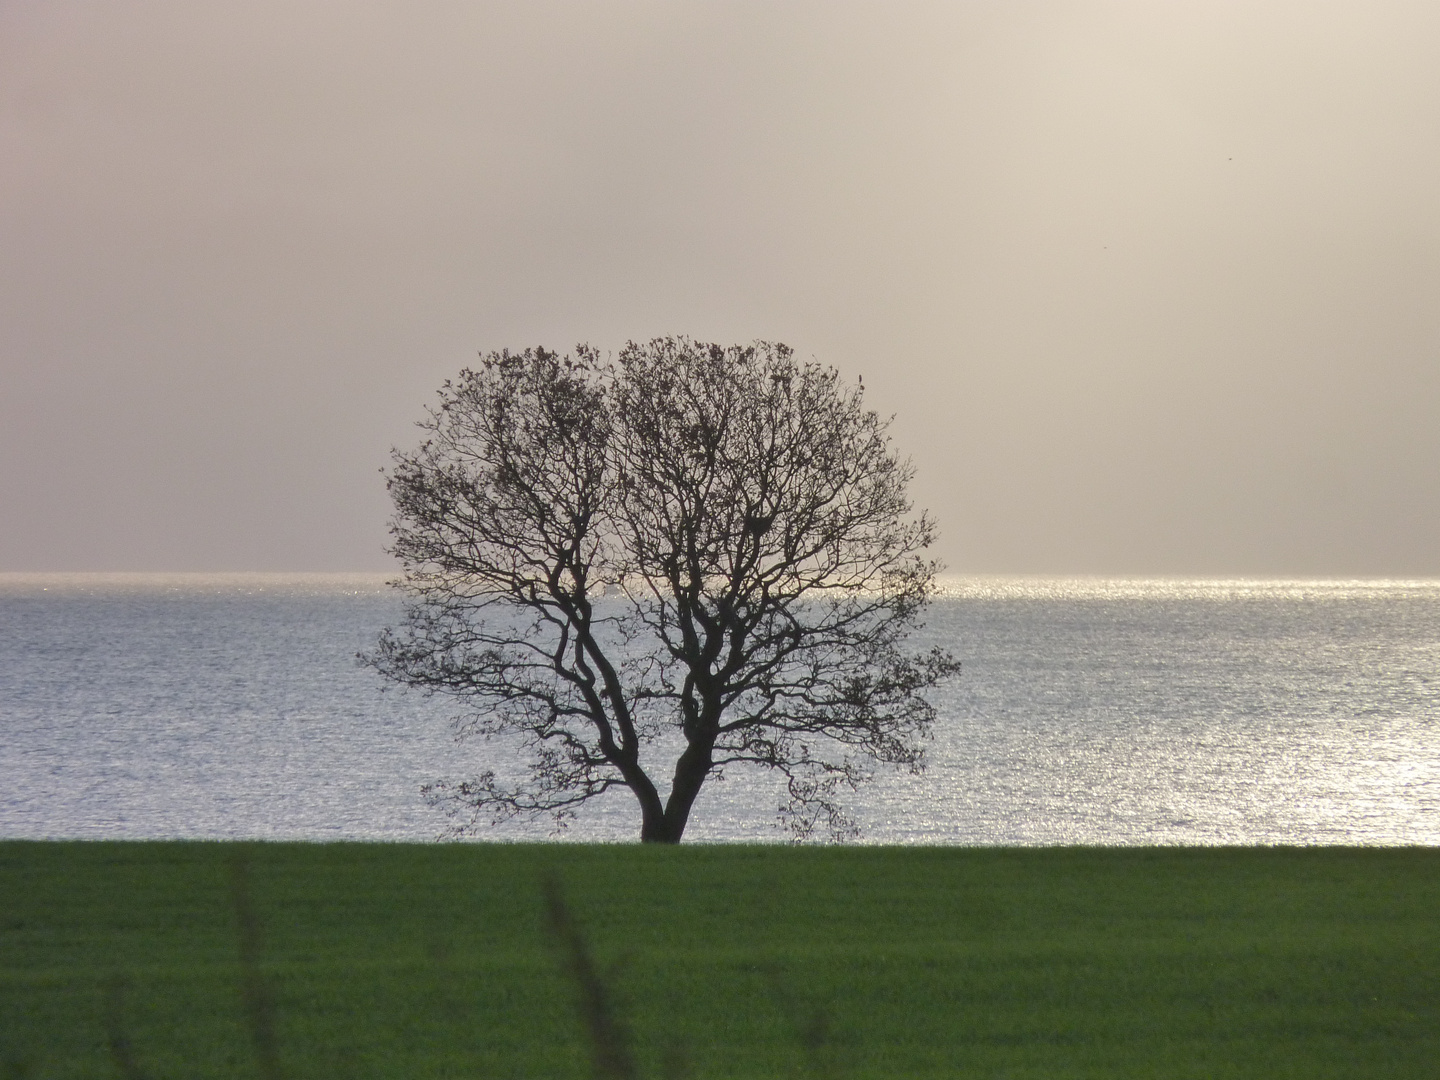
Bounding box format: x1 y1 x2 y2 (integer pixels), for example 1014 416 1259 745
3 1 1437 574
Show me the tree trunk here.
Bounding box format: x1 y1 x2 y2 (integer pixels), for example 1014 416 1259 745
639 739 712 843
626 764 672 843
639 818 681 843
638 789 678 842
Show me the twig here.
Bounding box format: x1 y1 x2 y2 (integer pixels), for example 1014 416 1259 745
540 872 637 1080
102 974 150 1080
762 962 840 1080
229 852 283 1080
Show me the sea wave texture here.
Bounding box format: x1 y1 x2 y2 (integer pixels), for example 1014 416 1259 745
1 573 1436 844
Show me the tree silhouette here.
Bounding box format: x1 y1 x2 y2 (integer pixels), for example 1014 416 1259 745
370 338 957 842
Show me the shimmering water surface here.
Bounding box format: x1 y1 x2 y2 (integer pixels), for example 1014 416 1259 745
2 574 1436 844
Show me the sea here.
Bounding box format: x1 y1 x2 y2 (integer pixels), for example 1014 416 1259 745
1 574 1436 845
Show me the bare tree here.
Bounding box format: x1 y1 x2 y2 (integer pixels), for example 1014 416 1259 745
369 338 958 842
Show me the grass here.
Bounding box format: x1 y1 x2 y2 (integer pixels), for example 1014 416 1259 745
2 842 1438 1078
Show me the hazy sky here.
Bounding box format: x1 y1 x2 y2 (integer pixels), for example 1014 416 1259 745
3 1 1438 574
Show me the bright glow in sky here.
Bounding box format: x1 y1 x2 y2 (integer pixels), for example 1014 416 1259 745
2 1 1438 573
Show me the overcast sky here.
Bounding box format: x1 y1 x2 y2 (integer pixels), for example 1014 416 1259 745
2 1 1438 574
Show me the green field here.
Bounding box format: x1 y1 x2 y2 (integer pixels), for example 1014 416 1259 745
2 842 1437 1078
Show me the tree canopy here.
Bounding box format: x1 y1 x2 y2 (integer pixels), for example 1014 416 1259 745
370 338 958 842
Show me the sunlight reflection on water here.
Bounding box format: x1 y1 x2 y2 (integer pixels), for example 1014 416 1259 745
1 574 1436 844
